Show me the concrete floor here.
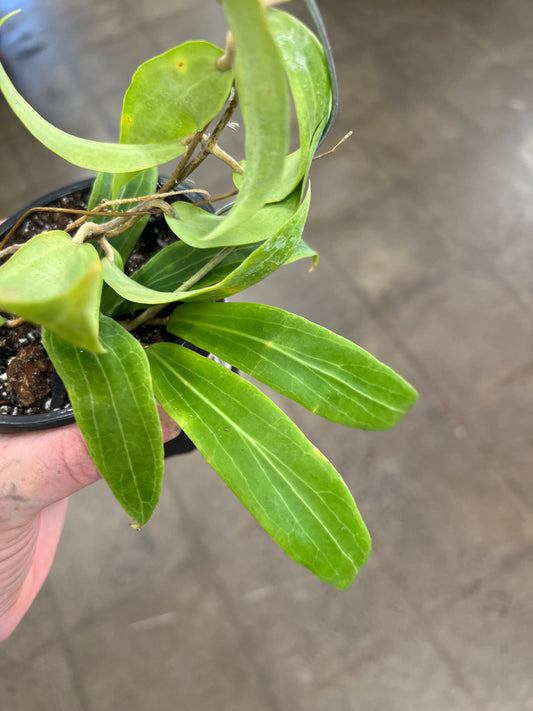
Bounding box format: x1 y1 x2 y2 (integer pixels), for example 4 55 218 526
1 0 532 709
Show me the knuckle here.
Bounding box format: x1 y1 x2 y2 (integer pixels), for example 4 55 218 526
54 426 100 492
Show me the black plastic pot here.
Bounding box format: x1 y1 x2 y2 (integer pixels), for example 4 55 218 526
0 177 209 456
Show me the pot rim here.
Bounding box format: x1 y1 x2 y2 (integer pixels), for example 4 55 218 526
0 177 206 435
0 180 97 431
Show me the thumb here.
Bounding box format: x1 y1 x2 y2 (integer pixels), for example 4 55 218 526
0 425 100 512
0 409 180 513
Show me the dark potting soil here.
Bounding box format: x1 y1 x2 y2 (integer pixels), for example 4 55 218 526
0 189 181 416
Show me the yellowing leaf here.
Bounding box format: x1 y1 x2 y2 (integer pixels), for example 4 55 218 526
0 231 104 352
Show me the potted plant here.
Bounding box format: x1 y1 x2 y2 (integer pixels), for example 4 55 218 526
0 0 417 591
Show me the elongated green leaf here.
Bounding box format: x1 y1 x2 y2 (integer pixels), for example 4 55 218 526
125 242 218 291
179 185 310 301
148 343 370 589
91 170 157 315
0 231 103 352
87 173 114 212
234 9 332 202
166 183 300 248
102 241 221 316
268 9 331 186
99 255 125 317
88 168 158 261
0 14 188 172
190 230 317 287
112 170 154 259
43 316 164 526
102 259 185 305
234 150 302 205
103 239 300 317
104 188 310 313
135 224 316 296
168 303 418 430
0 63 188 172
178 0 289 245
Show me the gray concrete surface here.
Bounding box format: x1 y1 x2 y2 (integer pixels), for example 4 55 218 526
0 0 532 709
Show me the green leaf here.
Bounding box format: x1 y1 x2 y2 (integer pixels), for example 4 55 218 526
90 170 157 315
136 227 316 298
99 258 125 317
189 232 316 288
102 258 185 306
104 188 310 313
102 241 221 316
166 183 301 248
120 41 232 145
87 173 114 212
234 9 332 202
0 63 190 172
88 168 158 261
268 9 332 187
234 150 302 205
0 231 103 352
148 343 371 589
111 41 233 197
179 0 289 245
42 316 164 526
168 303 418 430
0 14 191 173
124 242 218 292
285 238 318 267
178 185 311 301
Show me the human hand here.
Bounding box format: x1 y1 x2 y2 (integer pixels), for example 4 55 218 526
0 411 179 642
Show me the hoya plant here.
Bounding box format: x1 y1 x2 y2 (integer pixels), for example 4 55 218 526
0 1 417 590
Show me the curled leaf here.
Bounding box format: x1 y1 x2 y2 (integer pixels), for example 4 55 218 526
0 231 103 352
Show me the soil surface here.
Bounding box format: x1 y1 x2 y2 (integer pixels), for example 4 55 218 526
0 188 183 416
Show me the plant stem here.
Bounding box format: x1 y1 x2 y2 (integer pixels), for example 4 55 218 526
0 206 154 251
313 130 353 160
65 188 211 234
144 318 170 326
0 243 22 259
6 317 25 328
202 137 243 173
68 130 206 241
180 86 239 181
72 199 176 243
178 246 234 292
125 246 234 332
158 129 205 194
193 188 238 207
99 237 115 263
